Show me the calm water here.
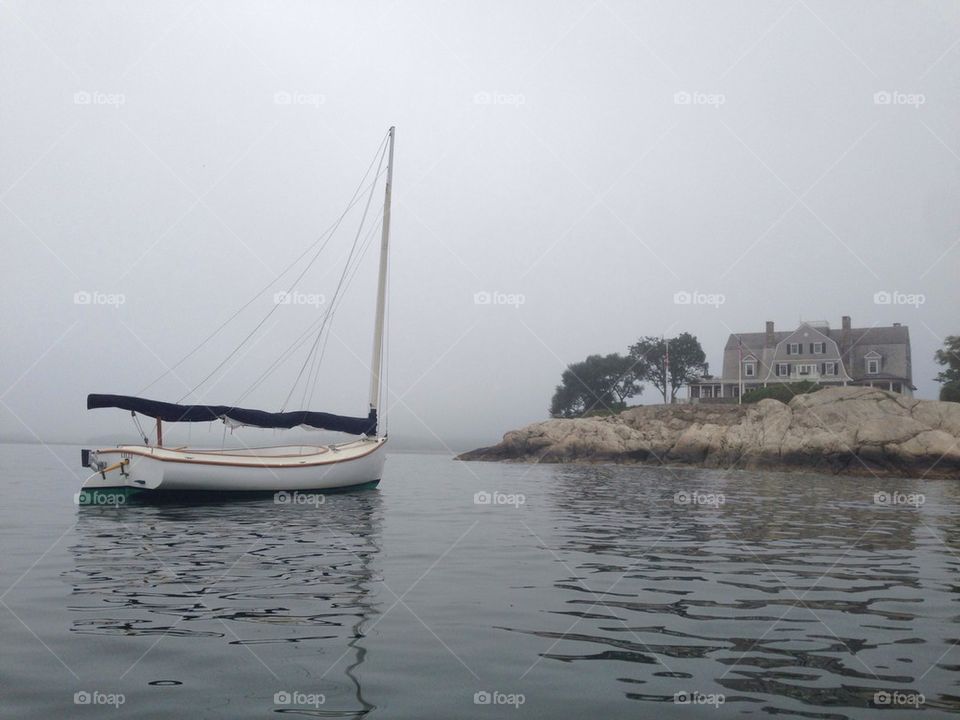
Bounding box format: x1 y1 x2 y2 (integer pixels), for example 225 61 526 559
1 443 959 718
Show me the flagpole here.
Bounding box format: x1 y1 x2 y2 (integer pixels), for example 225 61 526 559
737 335 743 405
663 335 670 404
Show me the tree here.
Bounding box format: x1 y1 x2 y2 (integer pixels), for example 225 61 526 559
935 336 960 385
629 337 667 403
941 382 960 403
666 332 709 402
549 353 644 418
629 333 707 403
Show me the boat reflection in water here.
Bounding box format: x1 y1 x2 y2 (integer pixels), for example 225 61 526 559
64 490 383 717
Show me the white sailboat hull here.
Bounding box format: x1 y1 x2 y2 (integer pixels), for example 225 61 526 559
79 438 386 503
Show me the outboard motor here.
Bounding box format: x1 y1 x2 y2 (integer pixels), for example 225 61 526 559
81 449 105 472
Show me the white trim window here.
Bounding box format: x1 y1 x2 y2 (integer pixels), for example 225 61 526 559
867 358 880 374
788 343 800 355
778 363 789 377
798 363 816 376
824 361 836 376
812 342 825 354
744 361 756 377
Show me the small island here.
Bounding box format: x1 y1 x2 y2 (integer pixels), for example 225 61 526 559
459 324 960 479
457 386 960 478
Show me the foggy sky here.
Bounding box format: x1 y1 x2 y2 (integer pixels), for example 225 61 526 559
2 1 959 452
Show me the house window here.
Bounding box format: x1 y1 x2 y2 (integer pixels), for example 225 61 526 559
812 342 825 354
744 362 755 377
777 363 789 377
788 343 800 355
824 362 836 376
798 363 816 376
867 358 880 374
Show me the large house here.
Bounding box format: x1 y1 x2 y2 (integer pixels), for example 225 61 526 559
687 316 914 402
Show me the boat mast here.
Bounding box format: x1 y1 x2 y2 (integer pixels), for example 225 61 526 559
368 126 394 429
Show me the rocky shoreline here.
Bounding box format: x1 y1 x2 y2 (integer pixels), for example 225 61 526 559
456 387 960 479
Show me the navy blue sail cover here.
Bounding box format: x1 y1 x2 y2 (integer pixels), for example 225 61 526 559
87 394 377 435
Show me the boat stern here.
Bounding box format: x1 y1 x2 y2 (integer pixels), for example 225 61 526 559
77 447 160 506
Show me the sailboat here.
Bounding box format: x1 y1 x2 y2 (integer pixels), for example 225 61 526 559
77 127 397 505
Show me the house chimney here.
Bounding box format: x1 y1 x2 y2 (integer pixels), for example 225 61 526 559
842 315 851 330
765 321 775 346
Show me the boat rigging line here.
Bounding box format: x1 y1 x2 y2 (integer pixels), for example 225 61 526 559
281 138 388 411
137 129 391 400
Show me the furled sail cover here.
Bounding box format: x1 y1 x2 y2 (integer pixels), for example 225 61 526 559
87 394 377 435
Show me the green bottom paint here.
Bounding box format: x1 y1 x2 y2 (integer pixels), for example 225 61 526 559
75 480 380 506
